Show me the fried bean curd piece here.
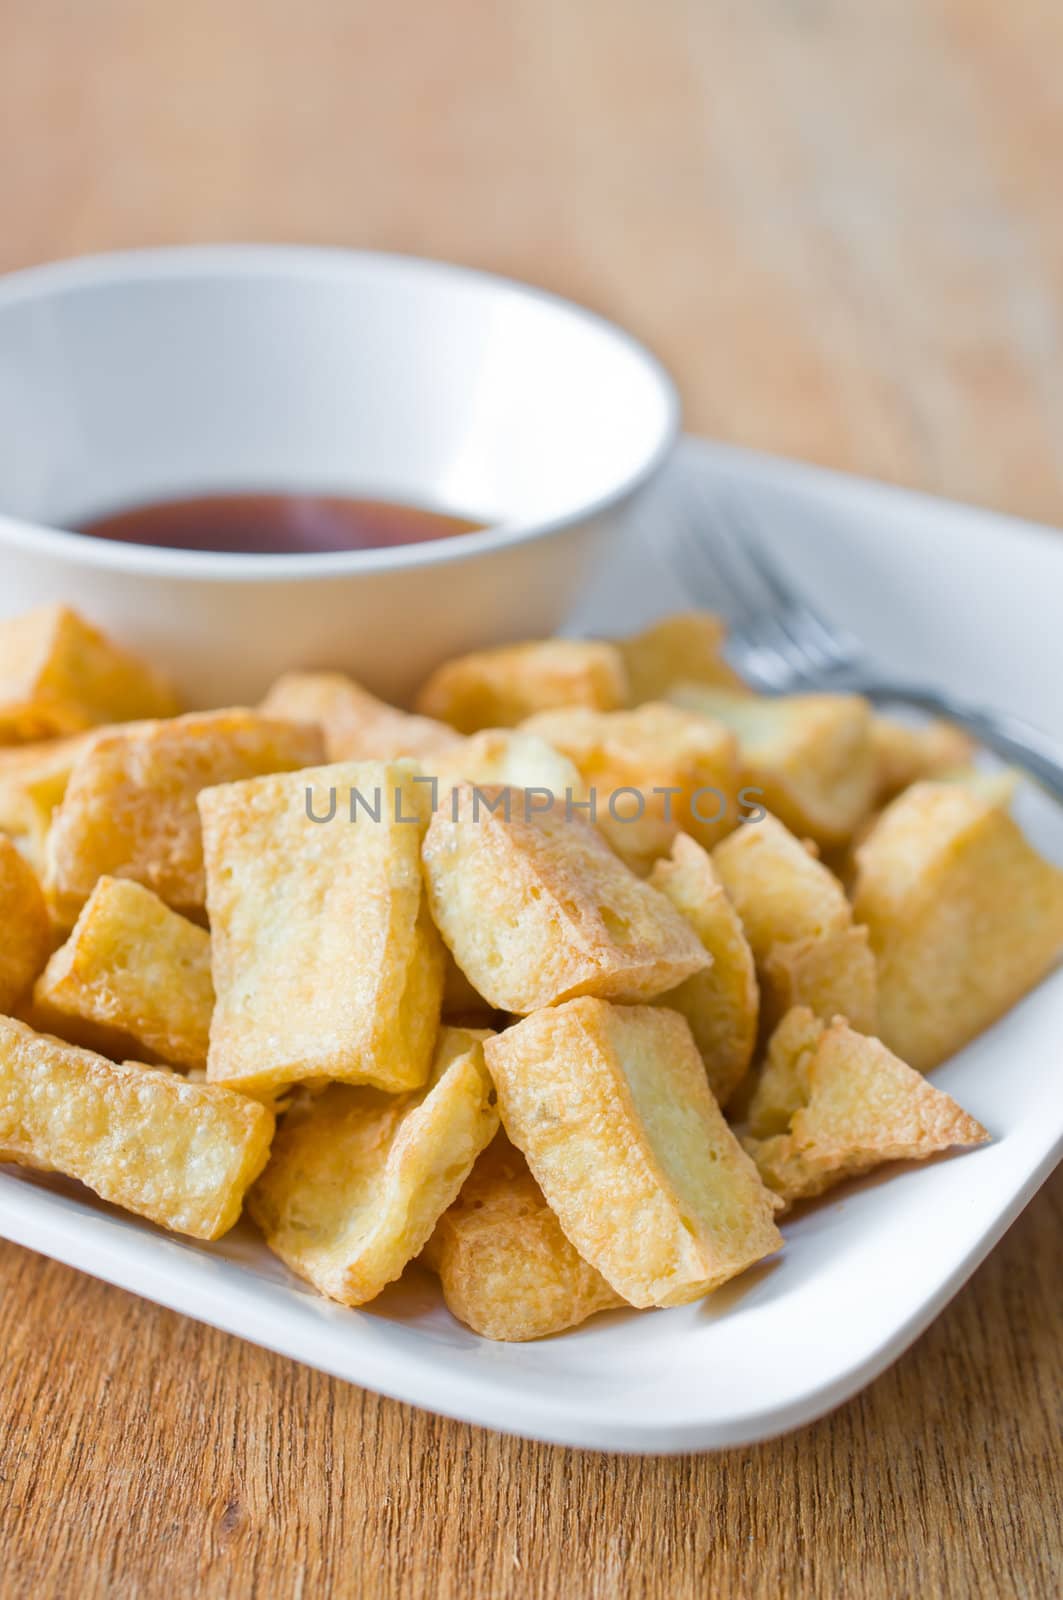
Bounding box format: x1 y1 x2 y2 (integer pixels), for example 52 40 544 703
427 728 585 806
423 1132 624 1341
823 762 995 896
614 611 748 702
669 686 876 847
0 835 52 1012
201 761 444 1098
422 788 710 1013
0 1015 274 1238
260 670 461 762
247 1026 498 1306
32 876 213 1070
869 715 976 804
852 778 1063 1070
45 709 324 925
647 833 758 1107
712 814 876 1037
761 927 877 1038
414 640 629 733
712 813 851 954
485 1000 782 1308
0 732 97 871
521 702 739 873
0 605 180 742
741 1008 988 1208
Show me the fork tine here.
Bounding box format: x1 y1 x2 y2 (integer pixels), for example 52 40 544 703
719 500 805 611
678 480 823 675
664 472 870 691
668 475 770 626
666 478 815 689
723 500 838 640
709 491 865 677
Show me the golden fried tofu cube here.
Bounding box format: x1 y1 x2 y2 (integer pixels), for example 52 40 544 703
0 732 96 870
713 813 851 955
414 639 628 733
852 779 1063 1070
0 835 52 1013
713 814 876 1039
423 1133 624 1341
485 1000 782 1307
615 611 748 702
523 702 739 871
32 876 213 1070
260 670 461 762
427 727 586 806
741 1008 988 1208
0 605 180 742
870 715 976 804
761 927 877 1037
45 709 324 925
201 761 444 1098
247 1026 498 1306
823 762 998 896
648 833 758 1106
423 787 709 1013
670 686 876 847
0 1015 274 1238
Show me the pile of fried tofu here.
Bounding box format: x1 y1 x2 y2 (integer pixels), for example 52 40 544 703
2 604 1062 1342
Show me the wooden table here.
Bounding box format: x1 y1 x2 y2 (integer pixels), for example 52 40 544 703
2 2 1061 1594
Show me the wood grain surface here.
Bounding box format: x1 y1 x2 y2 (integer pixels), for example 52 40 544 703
1 2 1062 1596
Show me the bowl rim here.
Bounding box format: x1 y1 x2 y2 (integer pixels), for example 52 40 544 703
0 243 680 583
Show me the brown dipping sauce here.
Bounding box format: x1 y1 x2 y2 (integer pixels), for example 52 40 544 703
76 493 483 555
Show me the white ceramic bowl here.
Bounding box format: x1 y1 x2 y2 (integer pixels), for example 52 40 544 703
0 246 677 704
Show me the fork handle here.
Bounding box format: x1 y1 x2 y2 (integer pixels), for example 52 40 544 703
851 679 1063 804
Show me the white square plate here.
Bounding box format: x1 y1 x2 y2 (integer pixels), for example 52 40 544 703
3 436 1062 1453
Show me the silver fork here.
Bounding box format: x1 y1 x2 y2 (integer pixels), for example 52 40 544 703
669 484 1063 803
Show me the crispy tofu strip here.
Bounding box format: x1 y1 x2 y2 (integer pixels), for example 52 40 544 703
201 761 444 1098
422 787 709 1013
670 686 876 847
615 612 748 702
414 639 628 733
0 1015 273 1238
741 1009 988 1208
648 834 758 1106
423 1133 624 1341
45 709 324 925
852 779 1063 1070
248 1026 498 1305
485 1000 782 1308
0 835 52 1012
32 877 213 1070
261 670 461 762
523 702 739 872
0 605 180 742
713 814 877 1037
